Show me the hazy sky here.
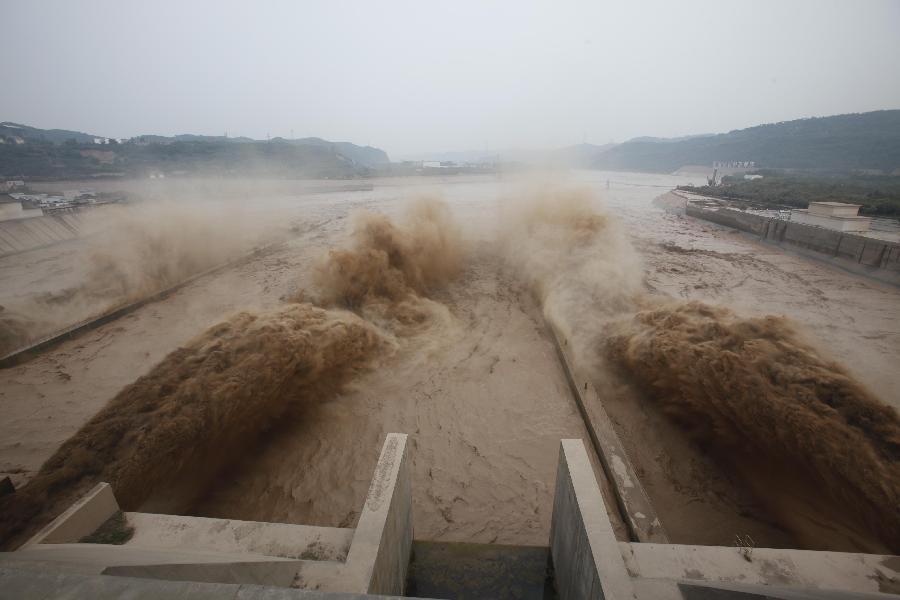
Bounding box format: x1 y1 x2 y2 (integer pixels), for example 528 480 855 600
2 0 899 157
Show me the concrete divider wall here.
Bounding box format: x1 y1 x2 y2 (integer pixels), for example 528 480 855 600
0 213 82 257
344 433 412 596
550 439 635 600
23 483 119 548
686 204 900 285
548 324 667 544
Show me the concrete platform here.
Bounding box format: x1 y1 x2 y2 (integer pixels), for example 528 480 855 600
0 433 413 596
550 439 900 600
2 436 898 599
0 565 420 600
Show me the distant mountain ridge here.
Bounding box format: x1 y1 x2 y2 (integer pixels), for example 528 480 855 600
550 143 618 167
624 133 715 144
0 122 391 178
0 122 98 145
132 133 389 166
592 111 900 173
1 122 389 167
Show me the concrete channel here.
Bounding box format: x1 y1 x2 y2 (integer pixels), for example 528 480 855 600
0 240 286 368
2 433 895 599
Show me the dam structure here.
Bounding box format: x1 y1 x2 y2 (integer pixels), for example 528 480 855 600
1 175 898 599
0 433 896 599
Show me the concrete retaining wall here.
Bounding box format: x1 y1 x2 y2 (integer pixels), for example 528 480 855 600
685 204 900 285
685 204 769 236
0 213 81 257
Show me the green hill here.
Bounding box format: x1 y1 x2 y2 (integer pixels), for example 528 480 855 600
593 110 900 173
0 122 98 145
0 123 391 179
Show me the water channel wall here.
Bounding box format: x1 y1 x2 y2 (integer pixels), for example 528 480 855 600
685 203 900 286
0 213 82 257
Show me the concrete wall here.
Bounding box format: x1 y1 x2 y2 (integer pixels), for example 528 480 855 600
0 202 42 222
23 483 119 548
550 439 635 600
0 213 81 257
685 204 769 236
548 323 667 544
0 566 419 599
686 204 900 285
343 433 412 596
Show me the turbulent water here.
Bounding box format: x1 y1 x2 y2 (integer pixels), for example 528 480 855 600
2 173 898 552
501 181 900 551
607 301 900 552
0 198 468 547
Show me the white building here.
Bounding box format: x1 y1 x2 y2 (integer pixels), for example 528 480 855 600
790 202 871 233
62 189 97 201
1 180 25 191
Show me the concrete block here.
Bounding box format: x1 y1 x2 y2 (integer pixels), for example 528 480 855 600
24 483 119 547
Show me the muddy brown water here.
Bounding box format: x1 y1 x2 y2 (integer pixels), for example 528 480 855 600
2 173 898 551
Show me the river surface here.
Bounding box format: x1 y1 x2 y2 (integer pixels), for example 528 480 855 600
1 172 896 547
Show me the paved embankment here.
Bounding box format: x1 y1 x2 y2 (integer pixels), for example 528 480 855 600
681 198 900 285
0 213 81 257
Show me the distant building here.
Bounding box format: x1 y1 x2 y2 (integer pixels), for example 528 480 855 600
62 189 96 202
713 161 755 168
1 180 25 191
791 202 871 233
